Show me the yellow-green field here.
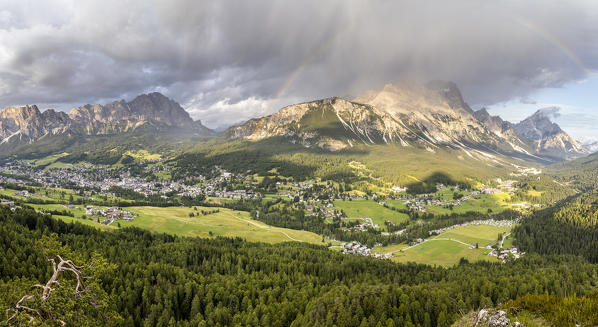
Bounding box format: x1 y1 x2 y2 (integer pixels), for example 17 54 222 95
52 215 116 230
36 203 326 244
333 200 409 227
119 206 326 244
374 223 514 266
0 187 132 204
430 224 513 246
32 152 69 166
371 243 409 254
391 240 494 266
123 149 161 161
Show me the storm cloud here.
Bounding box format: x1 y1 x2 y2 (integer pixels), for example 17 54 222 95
536 106 562 119
0 0 597 127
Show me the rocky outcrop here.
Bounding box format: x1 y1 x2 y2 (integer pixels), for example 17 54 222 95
0 105 71 143
475 309 510 327
513 110 589 159
0 93 213 143
474 108 535 156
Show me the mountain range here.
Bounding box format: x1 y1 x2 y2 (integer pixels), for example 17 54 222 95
581 139 598 153
228 81 588 162
0 82 589 162
0 92 213 146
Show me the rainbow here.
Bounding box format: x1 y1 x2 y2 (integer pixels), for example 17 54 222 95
274 15 595 102
509 14 595 76
252 116 266 134
274 32 342 100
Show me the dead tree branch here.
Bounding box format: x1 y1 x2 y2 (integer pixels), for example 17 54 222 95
5 255 87 326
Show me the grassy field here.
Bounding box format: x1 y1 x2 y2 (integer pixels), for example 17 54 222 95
430 224 513 246
52 215 116 230
33 152 69 166
123 149 161 161
0 188 55 202
374 223 514 266
391 240 494 266
385 200 408 210
333 200 410 228
117 206 325 244
31 203 327 244
371 243 409 254
502 233 514 248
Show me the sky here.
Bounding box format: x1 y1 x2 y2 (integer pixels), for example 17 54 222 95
0 0 596 140
486 76 598 141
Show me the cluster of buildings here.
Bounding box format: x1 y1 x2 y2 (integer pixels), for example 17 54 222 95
1 199 15 208
348 218 380 231
181 171 262 199
340 242 372 256
488 246 521 261
0 161 263 201
340 242 392 259
480 178 519 194
399 194 463 213
85 205 134 224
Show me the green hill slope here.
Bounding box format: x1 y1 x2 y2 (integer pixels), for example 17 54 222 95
174 136 529 188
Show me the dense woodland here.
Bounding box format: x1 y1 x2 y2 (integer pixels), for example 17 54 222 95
1 206 598 326
172 138 358 184
549 152 598 191
514 193 598 263
511 175 578 204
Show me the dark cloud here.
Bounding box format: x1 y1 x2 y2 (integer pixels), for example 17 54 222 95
0 0 597 127
520 97 537 105
536 106 561 119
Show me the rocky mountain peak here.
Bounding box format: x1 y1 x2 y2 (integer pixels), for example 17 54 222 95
0 105 72 142
0 92 213 144
425 80 474 114
474 107 490 118
514 109 588 159
515 109 563 140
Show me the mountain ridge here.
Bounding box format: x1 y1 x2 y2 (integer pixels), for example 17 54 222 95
0 92 214 145
227 81 586 162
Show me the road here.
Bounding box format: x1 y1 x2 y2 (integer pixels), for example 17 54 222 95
222 211 305 242
393 238 473 253
500 232 511 248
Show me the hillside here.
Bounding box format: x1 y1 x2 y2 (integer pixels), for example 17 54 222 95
174 136 531 188
548 151 598 191
2 206 598 326
176 82 566 186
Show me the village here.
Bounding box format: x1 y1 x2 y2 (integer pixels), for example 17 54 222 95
0 160 529 265
0 161 262 201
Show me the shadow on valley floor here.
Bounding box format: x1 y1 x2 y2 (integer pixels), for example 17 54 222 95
406 172 471 194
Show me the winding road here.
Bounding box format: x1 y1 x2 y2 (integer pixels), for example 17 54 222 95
222 211 305 242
